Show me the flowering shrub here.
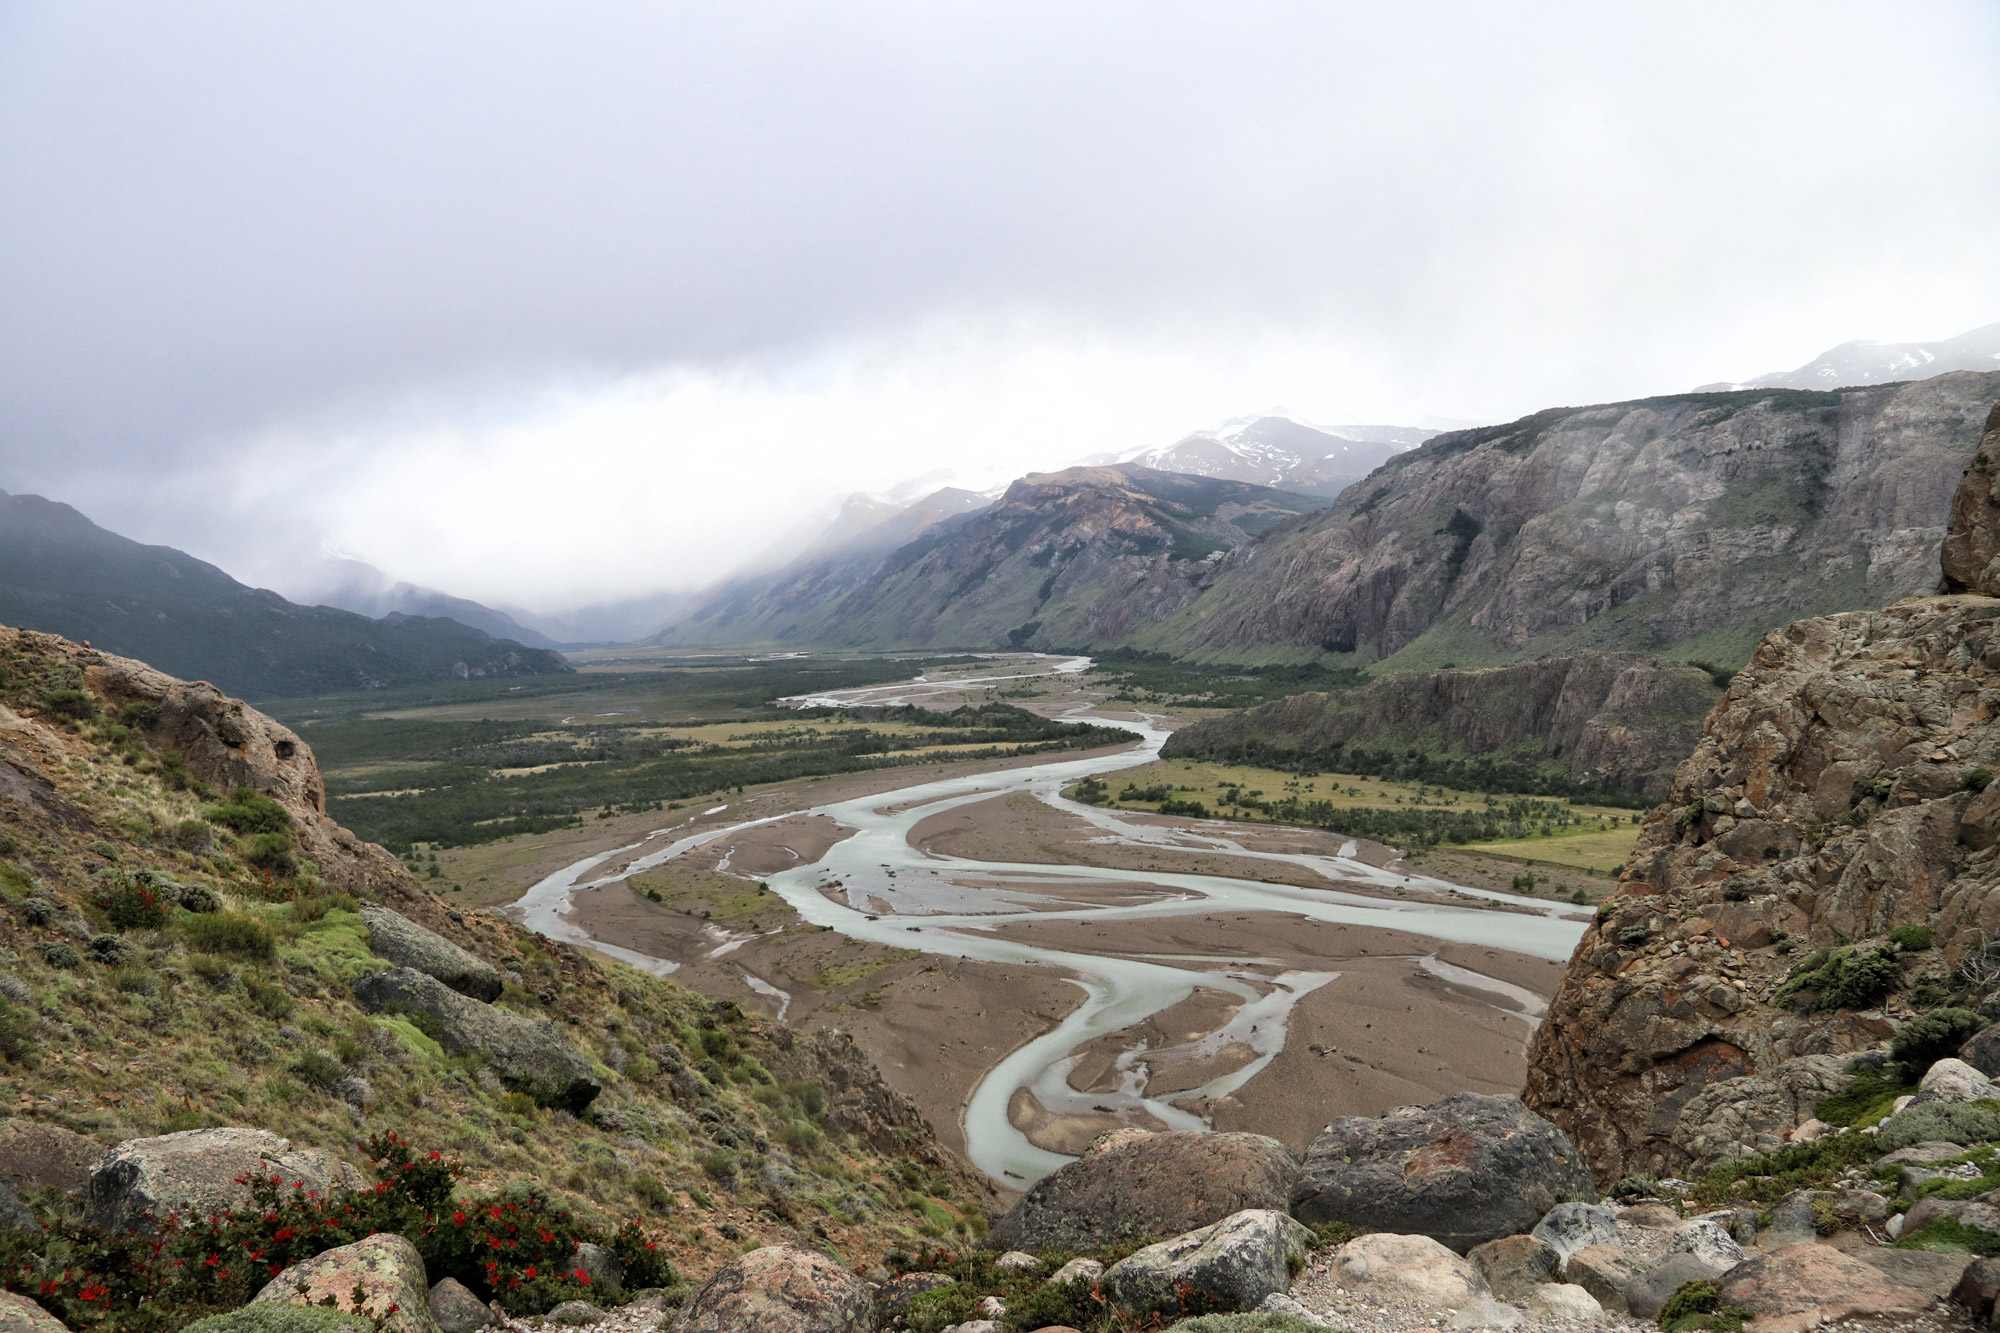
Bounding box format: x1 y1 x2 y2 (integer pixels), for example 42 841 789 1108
0 1131 675 1330
96 879 166 931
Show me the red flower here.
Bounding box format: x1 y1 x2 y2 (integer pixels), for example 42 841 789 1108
575 1270 590 1284
453 1211 468 1226
524 1267 537 1280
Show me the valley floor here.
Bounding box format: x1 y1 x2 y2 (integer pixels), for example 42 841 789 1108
435 655 1613 1189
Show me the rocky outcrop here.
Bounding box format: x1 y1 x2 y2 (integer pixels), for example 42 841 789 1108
0 1119 101 1195
1526 400 2000 1179
1289 1094 1596 1253
1101 1209 1313 1318
360 904 503 1001
0 1292 65 1333
985 1130 1300 1252
251 1233 437 1333
1164 652 1720 798
1940 403 2000 595
667 1244 873 1333
1150 371 2000 664
352 967 601 1110
86 1127 347 1234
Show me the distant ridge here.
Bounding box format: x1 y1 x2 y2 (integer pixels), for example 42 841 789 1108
0 489 571 697
1700 319 2000 392
1109 413 1437 498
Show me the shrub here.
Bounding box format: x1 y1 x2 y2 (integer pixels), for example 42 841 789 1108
998 1276 1111 1331
0 1000 36 1065
1891 1008 1987 1080
1659 1279 1755 1333
1775 945 1902 1011
33 941 80 969
244 978 294 1020
18 897 53 927
1877 1101 2000 1152
1897 1215 2000 1255
200 790 291 836
1610 1173 1664 1199
291 893 357 923
88 934 136 965
98 879 168 931
173 819 216 853
178 911 275 959
43 687 100 721
1891 924 1936 951
1815 1071 1916 1128
110 966 158 996
291 1050 345 1092
245 832 298 875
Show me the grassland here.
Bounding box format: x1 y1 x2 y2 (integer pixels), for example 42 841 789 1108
1073 757 1645 873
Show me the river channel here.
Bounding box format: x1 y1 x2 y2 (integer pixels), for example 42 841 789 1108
515 657 1589 1185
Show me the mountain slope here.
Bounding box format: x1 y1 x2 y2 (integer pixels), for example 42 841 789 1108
1703 319 2000 392
1141 371 2000 668
655 486 991 647
299 557 560 648
0 491 571 697
820 465 1331 650
1119 415 1431 498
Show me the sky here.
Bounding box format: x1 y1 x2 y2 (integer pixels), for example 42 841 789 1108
2 2 1998 614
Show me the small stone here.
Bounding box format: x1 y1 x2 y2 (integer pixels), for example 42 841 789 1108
1789 1118 1828 1142
1563 1243 1641 1314
1666 1218 1744 1269
1445 1297 1525 1329
995 1250 1040 1271
544 1300 605 1326
1047 1258 1103 1285
428 1277 492 1333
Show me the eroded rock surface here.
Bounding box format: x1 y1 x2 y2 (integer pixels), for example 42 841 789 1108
361 904 503 1001
86 1127 346 1234
251 1233 437 1333
669 1244 872 1333
352 967 600 1110
1102 1209 1312 1318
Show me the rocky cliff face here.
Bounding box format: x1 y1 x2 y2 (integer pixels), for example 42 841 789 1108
1162 653 1722 799
1144 372 2000 668
816 465 1327 650
1523 399 2000 1181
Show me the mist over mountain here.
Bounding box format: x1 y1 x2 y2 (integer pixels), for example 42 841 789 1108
292 556 560 649
0 489 571 697
1700 318 2000 392
1106 414 1437 498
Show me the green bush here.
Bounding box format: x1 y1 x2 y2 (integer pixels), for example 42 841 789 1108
98 878 168 931
1891 1008 1987 1080
1692 1132 1880 1207
1659 1279 1755 1333
33 941 80 969
245 832 297 875
1775 945 1902 1011
1610 1173 1664 1199
200 790 292 836
1890 924 1936 951
1877 1101 2000 1152
183 1307 376 1333
0 1000 36 1066
999 1275 1111 1331
178 911 275 959
1815 1071 1916 1128
243 978 294 1020
43 687 100 721
1896 1215 2000 1255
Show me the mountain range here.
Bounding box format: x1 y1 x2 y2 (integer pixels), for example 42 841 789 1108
1701 318 2000 392
1101 414 1438 497
0 490 571 698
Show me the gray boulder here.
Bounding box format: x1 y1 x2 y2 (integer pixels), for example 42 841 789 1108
0 1181 37 1234
1563 1244 1641 1314
1902 1195 2000 1237
427 1277 493 1333
1912 1057 1999 1105
87 1127 346 1234
1961 1024 2000 1078
0 1291 68 1333
1467 1234 1559 1300
1530 1201 1619 1260
1526 1283 1604 1321
1291 1093 1596 1254
1330 1233 1491 1307
1666 1219 1744 1269
352 967 600 1110
573 1241 624 1296
0 1118 103 1195
1765 1189 1833 1247
1626 1252 1730 1321
1104 1209 1313 1318
359 904 503 1002
668 1244 872 1333
986 1130 1300 1252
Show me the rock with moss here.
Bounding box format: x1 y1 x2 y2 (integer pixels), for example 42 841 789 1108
352 966 600 1110
667 1244 872 1333
182 1307 379 1333
86 1127 347 1234
251 1233 436 1333
359 904 503 1002
1103 1209 1313 1319
0 1290 65 1333
986 1130 1300 1252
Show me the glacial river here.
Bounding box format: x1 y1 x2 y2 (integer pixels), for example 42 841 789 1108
515 656 1588 1185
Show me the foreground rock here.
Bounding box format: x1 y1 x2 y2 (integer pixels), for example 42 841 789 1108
0 1291 64 1333
426 1277 493 1333
251 1233 437 1333
0 1118 101 1195
1717 1243 1930 1333
1103 1209 1312 1318
1328 1232 1491 1307
360 904 504 1001
1467 1234 1560 1300
669 1244 872 1333
1529 1202 1619 1261
353 967 600 1110
986 1130 1299 1252
1291 1094 1596 1253
86 1127 346 1233
1525 397 2000 1179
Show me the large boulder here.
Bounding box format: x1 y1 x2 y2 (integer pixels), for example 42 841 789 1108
352 967 600 1110
0 1182 36 1234
1626 1253 1730 1322
360 904 503 1001
1717 1244 1931 1333
86 1127 346 1234
668 1244 872 1333
0 1291 64 1333
986 1131 1300 1252
0 1118 102 1195
1912 1058 1999 1105
1530 1201 1619 1260
1563 1244 1642 1314
1103 1209 1312 1318
1290 1093 1596 1253
1666 1219 1745 1269
426 1277 493 1333
1327 1232 1490 1308
1467 1234 1560 1300
251 1233 437 1333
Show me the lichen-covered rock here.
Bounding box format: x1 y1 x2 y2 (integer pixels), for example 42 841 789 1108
1328 1232 1490 1308
251 1233 436 1333
1666 1219 1744 1269
986 1131 1299 1252
1445 1297 1524 1330
1961 1023 2000 1077
668 1244 872 1333
0 1118 101 1195
1940 402 2000 596
1047 1258 1103 1286
1291 1094 1595 1253
427 1277 493 1333
1626 1252 1730 1322
1103 1209 1312 1318
360 904 503 1001
544 1301 605 1327
182 1309 379 1333
1913 1057 1999 1105
1467 1234 1560 1300
86 1127 346 1234
352 967 600 1110
0 1291 64 1333
1717 1243 1930 1333
1530 1201 1619 1260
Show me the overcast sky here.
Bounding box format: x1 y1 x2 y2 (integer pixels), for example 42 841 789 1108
3 2 1997 612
